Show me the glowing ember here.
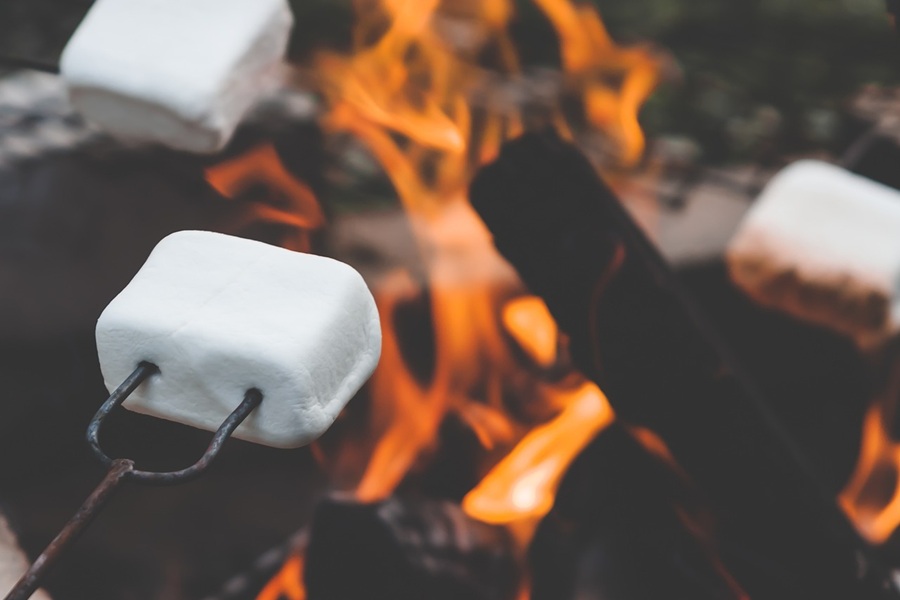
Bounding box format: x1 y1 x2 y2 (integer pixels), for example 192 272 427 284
841 401 900 544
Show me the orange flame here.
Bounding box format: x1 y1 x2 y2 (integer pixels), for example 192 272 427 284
257 554 306 600
312 0 660 502
205 143 325 252
841 400 900 544
533 0 660 165
258 0 661 597
463 381 614 540
502 296 559 368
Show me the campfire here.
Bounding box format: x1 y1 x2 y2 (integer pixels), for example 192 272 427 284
4 0 900 599
257 1 659 596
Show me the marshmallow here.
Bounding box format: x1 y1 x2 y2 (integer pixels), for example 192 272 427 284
727 160 900 347
60 0 293 153
96 231 382 448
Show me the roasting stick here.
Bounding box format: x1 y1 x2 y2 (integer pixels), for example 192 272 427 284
2 231 381 600
3 364 264 600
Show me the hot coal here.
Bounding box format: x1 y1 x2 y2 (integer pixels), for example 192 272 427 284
469 130 899 598
305 495 521 600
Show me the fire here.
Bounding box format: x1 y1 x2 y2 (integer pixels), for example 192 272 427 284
256 0 662 597
502 297 559 368
205 143 325 252
310 0 660 506
462 381 614 538
841 400 900 544
256 554 306 600
532 0 659 165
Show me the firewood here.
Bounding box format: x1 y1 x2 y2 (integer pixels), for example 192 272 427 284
469 130 899 599
305 495 520 600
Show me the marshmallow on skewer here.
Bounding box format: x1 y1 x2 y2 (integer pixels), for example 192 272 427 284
727 160 900 347
60 0 293 153
96 231 382 449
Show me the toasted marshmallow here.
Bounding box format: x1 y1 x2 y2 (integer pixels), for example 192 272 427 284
727 160 900 347
96 231 382 448
60 0 293 153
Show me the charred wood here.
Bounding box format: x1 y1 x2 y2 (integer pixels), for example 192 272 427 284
469 130 899 599
531 425 746 600
304 495 521 600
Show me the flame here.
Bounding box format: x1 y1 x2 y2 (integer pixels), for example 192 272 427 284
502 297 559 368
533 0 660 165
841 401 900 544
205 143 325 252
257 554 306 600
258 0 662 597
463 381 614 537
312 0 660 502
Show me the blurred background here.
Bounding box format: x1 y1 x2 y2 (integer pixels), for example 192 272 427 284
2 1 900 599
3 0 899 163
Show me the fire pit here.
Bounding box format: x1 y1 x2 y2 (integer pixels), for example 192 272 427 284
2 1 900 599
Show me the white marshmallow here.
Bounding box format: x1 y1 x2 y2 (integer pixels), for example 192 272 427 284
727 160 900 347
96 231 382 448
60 0 293 153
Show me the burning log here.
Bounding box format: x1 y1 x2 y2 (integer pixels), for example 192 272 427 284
468 130 900 598
304 495 521 600
530 424 746 600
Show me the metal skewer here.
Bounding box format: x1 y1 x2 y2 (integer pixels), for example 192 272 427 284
3 362 264 600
